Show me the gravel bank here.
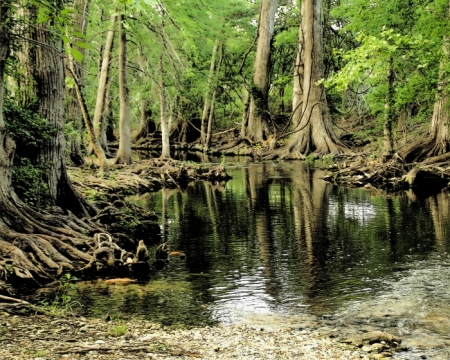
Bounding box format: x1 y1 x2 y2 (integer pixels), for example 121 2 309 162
0 313 390 360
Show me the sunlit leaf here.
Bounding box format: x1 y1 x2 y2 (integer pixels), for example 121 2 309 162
69 47 83 63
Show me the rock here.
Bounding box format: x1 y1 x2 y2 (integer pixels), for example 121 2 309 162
369 354 386 359
345 331 401 348
370 343 386 353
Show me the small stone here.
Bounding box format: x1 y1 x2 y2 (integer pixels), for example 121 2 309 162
370 343 386 353
362 345 372 352
369 354 385 359
79 326 89 332
95 340 105 344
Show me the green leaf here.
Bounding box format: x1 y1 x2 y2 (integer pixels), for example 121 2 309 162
69 47 83 63
72 31 88 40
65 76 75 89
37 16 50 24
74 41 92 50
61 9 76 16
61 35 71 44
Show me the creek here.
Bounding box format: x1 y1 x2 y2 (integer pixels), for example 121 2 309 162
74 158 450 359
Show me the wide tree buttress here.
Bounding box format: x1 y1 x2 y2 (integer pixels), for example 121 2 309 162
281 0 347 159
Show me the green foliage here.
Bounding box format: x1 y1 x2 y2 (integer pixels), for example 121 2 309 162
83 188 107 202
39 274 79 316
11 158 51 207
108 323 127 337
328 0 447 135
3 99 56 150
3 99 56 207
324 29 432 91
34 0 93 63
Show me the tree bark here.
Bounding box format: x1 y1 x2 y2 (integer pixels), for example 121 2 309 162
0 0 8 131
66 0 89 166
381 57 394 161
292 22 304 129
132 98 152 143
200 40 220 145
281 0 347 158
205 45 224 151
240 89 251 139
67 67 110 174
0 1 95 285
244 0 277 142
115 14 132 165
159 54 171 159
18 6 95 216
89 15 116 156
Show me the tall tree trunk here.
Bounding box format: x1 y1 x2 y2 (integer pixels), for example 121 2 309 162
381 57 394 161
200 40 220 145
281 0 347 159
132 98 152 143
205 45 224 151
244 0 277 142
67 67 110 174
18 6 94 216
115 14 132 165
168 97 176 136
88 15 116 156
240 89 251 138
205 88 217 152
292 22 304 129
65 0 89 166
0 0 8 131
159 54 171 159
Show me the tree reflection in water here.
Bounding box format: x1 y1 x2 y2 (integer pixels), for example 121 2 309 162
75 160 448 326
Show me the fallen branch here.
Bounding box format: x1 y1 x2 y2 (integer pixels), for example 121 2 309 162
0 294 30 304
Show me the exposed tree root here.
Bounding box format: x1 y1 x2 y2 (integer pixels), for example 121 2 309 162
398 135 450 164
422 151 450 165
319 152 450 192
0 183 158 293
0 143 233 295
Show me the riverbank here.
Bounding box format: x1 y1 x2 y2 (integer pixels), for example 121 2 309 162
68 158 230 199
0 312 397 359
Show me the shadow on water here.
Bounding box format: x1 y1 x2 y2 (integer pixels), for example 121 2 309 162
74 159 450 351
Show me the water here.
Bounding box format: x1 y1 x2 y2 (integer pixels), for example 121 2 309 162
74 159 450 356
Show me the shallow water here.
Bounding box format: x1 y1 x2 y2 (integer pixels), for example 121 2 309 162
75 159 450 356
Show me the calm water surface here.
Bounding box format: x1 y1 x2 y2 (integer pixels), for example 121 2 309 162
75 159 450 332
